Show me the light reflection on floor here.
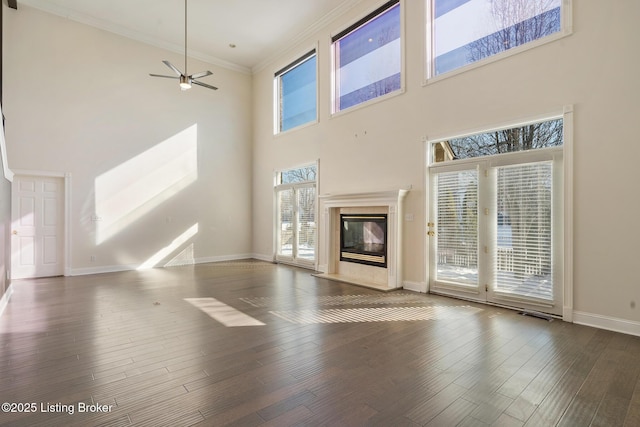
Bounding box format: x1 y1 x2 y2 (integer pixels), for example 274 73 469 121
186 291 484 327
240 293 430 308
269 305 482 324
184 297 265 327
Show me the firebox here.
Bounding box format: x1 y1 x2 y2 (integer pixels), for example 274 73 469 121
340 214 387 268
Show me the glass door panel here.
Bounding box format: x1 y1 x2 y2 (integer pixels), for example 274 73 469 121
435 169 479 288
494 162 553 301
277 189 294 257
296 186 316 261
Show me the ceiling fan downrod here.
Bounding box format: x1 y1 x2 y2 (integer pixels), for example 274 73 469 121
148 0 219 91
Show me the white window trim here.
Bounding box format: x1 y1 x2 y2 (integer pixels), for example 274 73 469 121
0 104 14 182
329 0 406 117
273 43 319 136
423 0 573 85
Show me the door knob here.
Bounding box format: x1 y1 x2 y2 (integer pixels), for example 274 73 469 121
12 230 17 235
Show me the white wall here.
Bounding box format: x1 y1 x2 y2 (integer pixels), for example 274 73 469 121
252 1 640 330
3 6 253 273
4 2 640 333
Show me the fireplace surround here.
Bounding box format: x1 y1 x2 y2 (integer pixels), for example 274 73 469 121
316 189 408 291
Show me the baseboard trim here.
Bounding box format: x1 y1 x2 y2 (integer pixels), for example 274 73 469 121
0 283 14 318
251 253 276 263
69 264 135 276
563 305 573 323
68 254 256 276
402 281 427 293
573 310 640 337
195 254 255 265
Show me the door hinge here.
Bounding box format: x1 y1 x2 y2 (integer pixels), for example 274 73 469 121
485 284 489 292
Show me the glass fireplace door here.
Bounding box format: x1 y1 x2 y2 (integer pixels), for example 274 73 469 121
340 214 387 267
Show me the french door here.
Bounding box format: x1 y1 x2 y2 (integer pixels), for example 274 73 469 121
276 183 316 268
429 151 563 316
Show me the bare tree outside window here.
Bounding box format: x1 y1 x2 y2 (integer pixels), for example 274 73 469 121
280 166 317 184
447 119 563 160
433 0 561 75
468 0 561 64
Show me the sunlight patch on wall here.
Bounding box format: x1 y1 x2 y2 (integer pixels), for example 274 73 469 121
95 125 198 244
137 223 198 270
184 297 266 327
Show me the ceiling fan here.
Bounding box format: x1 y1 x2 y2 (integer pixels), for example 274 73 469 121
149 0 218 91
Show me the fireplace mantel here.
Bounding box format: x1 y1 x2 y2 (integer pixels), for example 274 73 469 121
318 189 409 209
316 189 408 291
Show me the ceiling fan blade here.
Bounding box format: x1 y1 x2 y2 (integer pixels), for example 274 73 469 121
190 70 213 79
149 73 179 79
192 80 219 91
162 60 183 76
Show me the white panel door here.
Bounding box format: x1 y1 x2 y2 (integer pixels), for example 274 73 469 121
11 175 64 279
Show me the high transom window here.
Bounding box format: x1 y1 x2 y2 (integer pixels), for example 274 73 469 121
332 0 402 113
432 118 563 163
429 0 568 77
274 50 317 133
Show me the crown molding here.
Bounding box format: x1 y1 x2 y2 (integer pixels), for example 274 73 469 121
18 0 252 74
251 0 364 74
19 0 366 76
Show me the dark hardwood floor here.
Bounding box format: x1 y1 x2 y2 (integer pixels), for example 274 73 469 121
1 260 639 426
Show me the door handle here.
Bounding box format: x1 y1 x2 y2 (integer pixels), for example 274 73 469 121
12 230 17 235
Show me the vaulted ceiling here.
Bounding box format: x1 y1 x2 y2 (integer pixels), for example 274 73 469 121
16 0 364 73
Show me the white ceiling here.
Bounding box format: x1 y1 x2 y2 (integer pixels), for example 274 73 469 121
17 0 364 73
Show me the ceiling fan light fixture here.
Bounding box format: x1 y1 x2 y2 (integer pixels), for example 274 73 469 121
179 75 192 90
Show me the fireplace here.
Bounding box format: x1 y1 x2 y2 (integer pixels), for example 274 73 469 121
317 189 408 291
340 214 387 267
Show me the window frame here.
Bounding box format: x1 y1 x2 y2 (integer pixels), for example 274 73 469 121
273 46 319 135
424 0 573 84
427 111 568 167
426 106 574 320
429 117 564 165
330 0 405 116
